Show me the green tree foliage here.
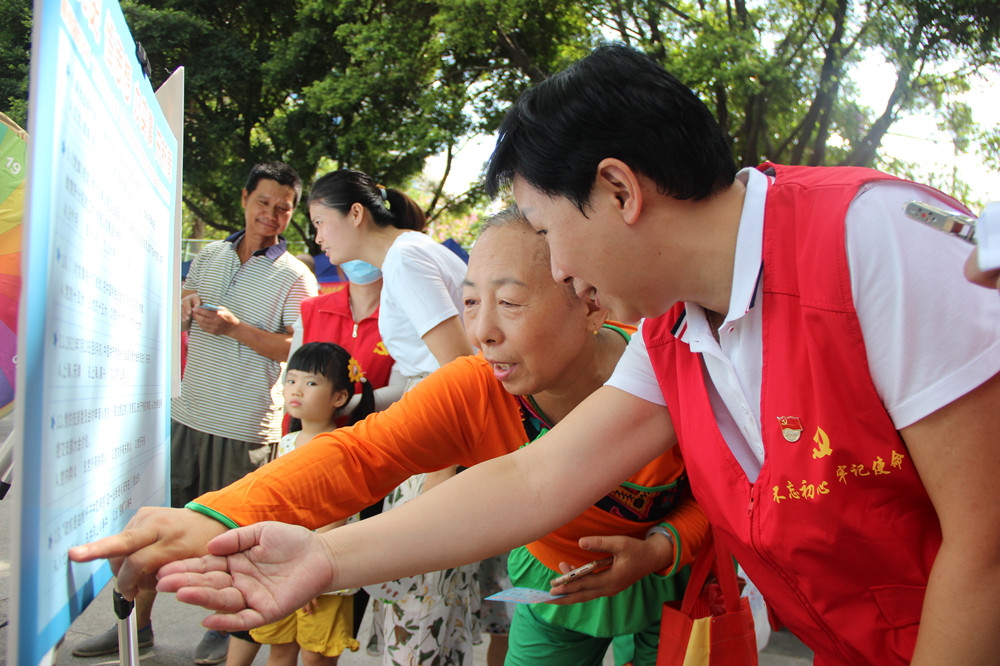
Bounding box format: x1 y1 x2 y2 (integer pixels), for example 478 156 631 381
586 0 1000 199
118 0 593 246
7 0 999 240
258 0 594 245
0 0 31 127
120 0 300 237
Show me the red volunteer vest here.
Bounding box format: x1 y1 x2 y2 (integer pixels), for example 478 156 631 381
644 163 969 664
300 286 395 391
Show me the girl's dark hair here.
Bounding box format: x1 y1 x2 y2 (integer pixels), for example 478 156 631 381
286 342 375 431
308 169 426 231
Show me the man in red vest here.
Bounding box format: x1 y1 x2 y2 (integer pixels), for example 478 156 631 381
479 44 1000 666
72 45 1000 666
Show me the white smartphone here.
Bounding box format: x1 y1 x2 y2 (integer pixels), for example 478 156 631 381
904 201 976 243
550 557 614 587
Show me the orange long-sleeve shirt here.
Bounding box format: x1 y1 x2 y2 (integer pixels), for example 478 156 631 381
193 353 706 573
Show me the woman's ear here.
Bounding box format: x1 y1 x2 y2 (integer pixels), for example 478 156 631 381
332 389 350 410
594 158 643 226
350 202 366 227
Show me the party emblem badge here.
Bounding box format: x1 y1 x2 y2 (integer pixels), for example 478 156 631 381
777 416 803 442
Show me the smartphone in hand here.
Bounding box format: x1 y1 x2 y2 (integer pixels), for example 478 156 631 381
550 557 614 587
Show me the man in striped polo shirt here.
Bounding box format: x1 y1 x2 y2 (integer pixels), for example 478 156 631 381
71 161 318 663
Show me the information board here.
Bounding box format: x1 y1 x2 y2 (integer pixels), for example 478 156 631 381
10 0 179 663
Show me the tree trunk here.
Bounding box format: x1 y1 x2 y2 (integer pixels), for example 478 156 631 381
844 27 924 167
791 0 848 165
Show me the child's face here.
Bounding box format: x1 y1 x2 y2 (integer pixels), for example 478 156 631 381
283 369 344 424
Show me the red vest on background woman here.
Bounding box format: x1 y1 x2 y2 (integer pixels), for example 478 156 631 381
300 285 395 391
644 164 969 665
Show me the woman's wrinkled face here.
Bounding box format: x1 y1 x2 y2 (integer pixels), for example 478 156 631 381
462 222 597 396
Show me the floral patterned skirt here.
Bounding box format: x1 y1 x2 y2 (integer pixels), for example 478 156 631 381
475 553 513 635
365 473 481 665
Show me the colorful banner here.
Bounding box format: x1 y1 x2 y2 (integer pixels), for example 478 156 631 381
0 113 27 416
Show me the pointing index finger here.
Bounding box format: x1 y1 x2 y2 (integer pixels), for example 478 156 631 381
68 527 160 563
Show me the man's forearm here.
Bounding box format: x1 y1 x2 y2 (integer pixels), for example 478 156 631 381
227 323 291 362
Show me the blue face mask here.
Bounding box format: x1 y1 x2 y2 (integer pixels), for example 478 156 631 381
340 259 382 285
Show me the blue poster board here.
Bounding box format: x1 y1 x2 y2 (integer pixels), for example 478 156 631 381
11 0 178 663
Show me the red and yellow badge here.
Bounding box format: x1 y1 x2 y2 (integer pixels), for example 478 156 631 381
777 416 803 442
348 357 366 384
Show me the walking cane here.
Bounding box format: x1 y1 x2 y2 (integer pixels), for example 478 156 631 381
113 585 140 666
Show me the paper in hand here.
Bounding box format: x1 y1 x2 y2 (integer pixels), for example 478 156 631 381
485 587 565 604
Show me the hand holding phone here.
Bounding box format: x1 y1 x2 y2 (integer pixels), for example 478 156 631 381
550 556 614 587
198 304 220 311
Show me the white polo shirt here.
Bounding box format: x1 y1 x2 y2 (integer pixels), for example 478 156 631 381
378 231 467 378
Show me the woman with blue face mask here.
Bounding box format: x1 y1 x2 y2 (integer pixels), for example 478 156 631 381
287 258 406 417
306 169 483 666
309 170 472 379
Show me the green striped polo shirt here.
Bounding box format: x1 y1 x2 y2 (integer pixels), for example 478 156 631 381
172 232 317 444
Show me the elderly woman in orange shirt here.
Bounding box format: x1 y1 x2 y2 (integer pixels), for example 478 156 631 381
72 209 706 666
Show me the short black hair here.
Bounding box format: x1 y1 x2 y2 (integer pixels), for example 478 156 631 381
245 161 303 208
485 44 736 209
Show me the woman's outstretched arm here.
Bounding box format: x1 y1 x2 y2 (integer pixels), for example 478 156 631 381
158 386 676 629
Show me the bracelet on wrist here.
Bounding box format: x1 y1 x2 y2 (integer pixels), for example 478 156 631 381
645 524 675 545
